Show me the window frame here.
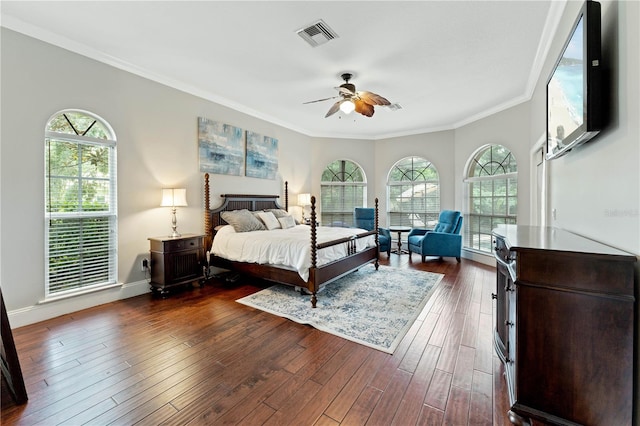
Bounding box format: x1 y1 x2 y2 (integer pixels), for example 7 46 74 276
44 110 118 299
320 159 367 227
387 156 440 228
463 144 517 255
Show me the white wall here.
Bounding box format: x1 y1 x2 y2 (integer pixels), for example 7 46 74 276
0 29 311 326
308 137 375 218
374 131 457 228
529 0 639 255
455 101 532 224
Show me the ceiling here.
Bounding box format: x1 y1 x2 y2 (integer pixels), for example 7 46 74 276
1 1 564 140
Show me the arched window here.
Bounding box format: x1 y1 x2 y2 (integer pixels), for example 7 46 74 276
45 110 118 297
387 156 440 227
464 144 517 253
320 159 366 227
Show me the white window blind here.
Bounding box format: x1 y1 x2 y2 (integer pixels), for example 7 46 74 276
387 156 440 228
45 111 118 297
320 160 366 227
463 144 517 254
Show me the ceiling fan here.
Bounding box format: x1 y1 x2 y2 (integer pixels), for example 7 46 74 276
304 73 391 118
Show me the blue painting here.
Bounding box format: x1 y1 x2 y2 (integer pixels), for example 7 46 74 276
198 117 244 176
245 131 278 180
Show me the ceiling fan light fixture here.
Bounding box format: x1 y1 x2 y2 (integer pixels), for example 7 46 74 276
305 72 391 119
340 100 355 114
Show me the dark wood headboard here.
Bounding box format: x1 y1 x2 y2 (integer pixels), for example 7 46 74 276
203 173 288 249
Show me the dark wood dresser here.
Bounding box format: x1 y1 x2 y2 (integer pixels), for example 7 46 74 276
492 225 636 426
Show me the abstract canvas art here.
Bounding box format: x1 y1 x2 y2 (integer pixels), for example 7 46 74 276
245 131 278 180
198 117 244 176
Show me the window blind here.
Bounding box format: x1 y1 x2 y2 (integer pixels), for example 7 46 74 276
45 110 117 297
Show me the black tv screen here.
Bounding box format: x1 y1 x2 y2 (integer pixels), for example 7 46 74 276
546 0 603 160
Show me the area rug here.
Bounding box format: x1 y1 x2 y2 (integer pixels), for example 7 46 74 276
236 265 444 353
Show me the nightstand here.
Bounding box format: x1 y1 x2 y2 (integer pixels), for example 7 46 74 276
148 233 204 295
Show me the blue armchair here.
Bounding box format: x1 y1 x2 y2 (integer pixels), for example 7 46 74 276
354 207 391 256
407 210 463 262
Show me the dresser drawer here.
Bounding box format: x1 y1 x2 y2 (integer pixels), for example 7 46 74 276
164 236 201 252
149 235 202 253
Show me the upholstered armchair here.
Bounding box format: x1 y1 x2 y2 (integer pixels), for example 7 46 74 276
407 210 463 262
353 207 391 256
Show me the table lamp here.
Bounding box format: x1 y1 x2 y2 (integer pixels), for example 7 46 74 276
160 188 187 237
297 193 311 223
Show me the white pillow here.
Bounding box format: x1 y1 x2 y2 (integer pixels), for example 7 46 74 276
214 224 236 235
278 215 296 229
257 211 281 230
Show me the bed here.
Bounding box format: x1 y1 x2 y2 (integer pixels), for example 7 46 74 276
203 173 380 307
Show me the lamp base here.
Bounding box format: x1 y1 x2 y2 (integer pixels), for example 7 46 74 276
169 208 181 238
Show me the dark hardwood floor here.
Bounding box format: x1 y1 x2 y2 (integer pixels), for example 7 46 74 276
1 255 515 425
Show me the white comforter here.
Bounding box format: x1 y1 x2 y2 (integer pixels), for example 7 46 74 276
210 224 376 281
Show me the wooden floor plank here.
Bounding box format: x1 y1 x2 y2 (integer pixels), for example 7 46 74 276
1 258 510 426
435 312 467 373
365 368 412 426
443 385 471 425
322 349 388 422
340 385 382 425
469 369 493 426
452 345 476 391
424 368 453 411
417 404 445 426
460 301 481 348
235 402 276 425
390 344 441 426
285 344 374 425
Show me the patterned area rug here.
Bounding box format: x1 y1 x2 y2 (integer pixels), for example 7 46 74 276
236 265 444 353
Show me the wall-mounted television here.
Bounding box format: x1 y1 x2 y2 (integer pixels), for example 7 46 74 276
546 0 603 160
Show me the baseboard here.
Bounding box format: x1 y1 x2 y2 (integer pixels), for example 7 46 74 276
7 280 151 328
462 249 496 267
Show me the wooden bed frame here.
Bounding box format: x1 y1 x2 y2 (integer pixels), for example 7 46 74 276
203 173 380 307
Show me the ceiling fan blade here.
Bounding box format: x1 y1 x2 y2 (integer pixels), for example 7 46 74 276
354 100 375 117
357 91 391 106
325 100 342 118
303 95 339 104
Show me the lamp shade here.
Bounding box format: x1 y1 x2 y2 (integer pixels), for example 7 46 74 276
297 193 311 206
339 100 355 114
160 188 187 207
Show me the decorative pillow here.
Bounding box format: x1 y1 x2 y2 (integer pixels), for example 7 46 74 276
268 208 289 218
278 215 296 229
221 209 266 232
256 211 281 230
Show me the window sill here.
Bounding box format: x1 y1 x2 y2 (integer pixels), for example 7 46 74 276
38 282 123 305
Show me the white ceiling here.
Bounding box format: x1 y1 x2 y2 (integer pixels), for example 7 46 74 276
1 1 564 139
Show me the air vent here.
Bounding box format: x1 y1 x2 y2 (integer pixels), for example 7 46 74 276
296 19 339 47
